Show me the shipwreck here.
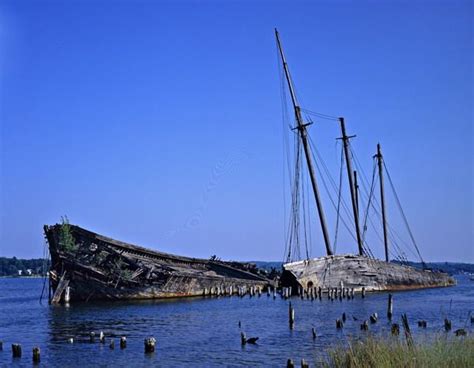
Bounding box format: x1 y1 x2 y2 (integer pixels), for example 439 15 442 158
274 29 454 293
45 223 269 303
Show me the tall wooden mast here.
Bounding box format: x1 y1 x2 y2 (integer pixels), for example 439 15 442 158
354 170 359 216
275 29 333 256
338 118 364 256
375 143 389 262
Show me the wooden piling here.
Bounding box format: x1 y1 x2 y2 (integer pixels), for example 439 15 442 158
99 331 105 343
33 347 40 363
401 313 413 346
370 313 378 324
64 286 71 303
89 332 95 343
391 323 400 335
444 319 452 332
287 359 295 368
312 327 316 339
387 294 393 320
144 337 156 353
0 341 3 351
361 287 366 298
360 321 369 331
417 320 427 328
301 359 309 368
109 339 115 349
342 312 346 323
289 302 295 329
241 332 246 345
336 319 343 329
120 336 127 349
12 344 22 358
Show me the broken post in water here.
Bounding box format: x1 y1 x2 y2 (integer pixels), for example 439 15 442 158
387 293 393 319
144 337 156 353
33 347 40 363
12 344 22 358
401 313 413 346
120 337 127 349
289 302 295 329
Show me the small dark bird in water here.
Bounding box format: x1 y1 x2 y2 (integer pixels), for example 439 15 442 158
455 329 466 336
352 316 358 321
246 337 259 344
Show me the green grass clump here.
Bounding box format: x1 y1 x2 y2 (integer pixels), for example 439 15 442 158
58 215 77 253
324 336 473 368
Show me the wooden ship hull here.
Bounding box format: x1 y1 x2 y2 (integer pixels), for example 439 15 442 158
281 254 455 293
44 224 269 303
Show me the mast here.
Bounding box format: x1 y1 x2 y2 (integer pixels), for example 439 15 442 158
338 118 364 256
375 143 389 262
354 170 359 218
275 29 333 256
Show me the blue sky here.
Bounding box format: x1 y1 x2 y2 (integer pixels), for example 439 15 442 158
0 0 472 262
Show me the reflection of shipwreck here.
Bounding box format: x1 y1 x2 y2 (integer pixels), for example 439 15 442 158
275 29 454 293
45 224 269 303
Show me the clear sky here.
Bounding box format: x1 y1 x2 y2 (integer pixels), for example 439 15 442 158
0 0 472 262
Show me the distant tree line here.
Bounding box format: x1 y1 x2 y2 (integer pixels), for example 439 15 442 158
0 257 50 277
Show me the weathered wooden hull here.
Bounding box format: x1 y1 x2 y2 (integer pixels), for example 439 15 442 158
44 224 269 302
281 254 455 293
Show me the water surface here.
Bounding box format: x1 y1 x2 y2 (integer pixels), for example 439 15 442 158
0 276 472 367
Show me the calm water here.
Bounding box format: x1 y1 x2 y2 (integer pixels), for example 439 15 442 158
0 276 472 367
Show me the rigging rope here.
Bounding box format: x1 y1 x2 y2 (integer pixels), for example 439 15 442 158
383 161 426 265
333 142 345 253
300 108 340 121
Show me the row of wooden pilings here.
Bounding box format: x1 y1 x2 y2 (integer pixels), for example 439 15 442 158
289 298 472 334
281 286 366 300
1 333 159 363
203 285 269 297
286 293 407 331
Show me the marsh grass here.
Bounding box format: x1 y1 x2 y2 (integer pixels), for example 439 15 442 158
323 335 473 368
